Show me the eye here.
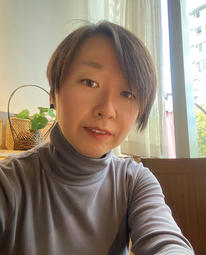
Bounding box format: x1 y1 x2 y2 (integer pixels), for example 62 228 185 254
81 79 99 88
120 91 136 99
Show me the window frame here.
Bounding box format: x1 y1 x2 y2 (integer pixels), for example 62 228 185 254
167 0 199 158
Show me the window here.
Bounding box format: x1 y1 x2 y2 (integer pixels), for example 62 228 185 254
164 0 206 157
89 0 206 158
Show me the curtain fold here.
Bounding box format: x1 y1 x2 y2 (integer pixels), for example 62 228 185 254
88 0 166 157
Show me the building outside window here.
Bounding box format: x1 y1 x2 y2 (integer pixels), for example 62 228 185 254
188 1 206 157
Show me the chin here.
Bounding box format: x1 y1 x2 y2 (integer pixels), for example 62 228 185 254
83 151 106 159
78 148 108 159
73 143 109 158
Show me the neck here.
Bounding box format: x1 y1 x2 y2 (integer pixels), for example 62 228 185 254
45 123 113 186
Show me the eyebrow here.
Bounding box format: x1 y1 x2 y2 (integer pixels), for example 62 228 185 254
80 61 103 69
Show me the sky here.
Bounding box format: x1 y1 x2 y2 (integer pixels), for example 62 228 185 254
187 0 206 11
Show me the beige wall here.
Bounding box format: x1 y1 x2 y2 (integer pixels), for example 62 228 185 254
0 0 88 113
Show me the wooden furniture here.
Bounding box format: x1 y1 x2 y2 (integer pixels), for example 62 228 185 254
0 118 2 147
0 150 23 160
137 158 206 255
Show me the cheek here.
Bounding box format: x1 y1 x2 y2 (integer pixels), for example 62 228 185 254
60 88 81 111
122 114 137 132
56 92 74 122
118 104 138 130
57 90 90 124
115 114 137 143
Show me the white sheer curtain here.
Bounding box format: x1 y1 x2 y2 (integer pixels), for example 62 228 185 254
88 0 166 158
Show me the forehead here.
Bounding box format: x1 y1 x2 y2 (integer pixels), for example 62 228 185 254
70 34 121 69
61 34 133 91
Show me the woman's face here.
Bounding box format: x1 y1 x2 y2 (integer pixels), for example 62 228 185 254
53 34 139 158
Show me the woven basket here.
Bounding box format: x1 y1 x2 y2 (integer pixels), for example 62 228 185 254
6 85 55 150
5 117 53 150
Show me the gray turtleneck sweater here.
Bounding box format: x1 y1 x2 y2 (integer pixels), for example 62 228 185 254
0 124 194 255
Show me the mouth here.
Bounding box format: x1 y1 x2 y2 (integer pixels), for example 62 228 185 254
84 127 112 139
87 127 111 134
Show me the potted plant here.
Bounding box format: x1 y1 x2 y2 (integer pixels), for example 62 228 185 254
6 107 56 150
17 107 56 131
6 84 56 150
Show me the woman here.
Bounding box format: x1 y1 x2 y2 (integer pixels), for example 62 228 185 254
0 21 194 255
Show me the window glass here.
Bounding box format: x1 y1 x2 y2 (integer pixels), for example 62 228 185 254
187 0 206 157
161 0 175 158
161 0 206 158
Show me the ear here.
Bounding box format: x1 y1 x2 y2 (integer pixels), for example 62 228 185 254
49 94 56 109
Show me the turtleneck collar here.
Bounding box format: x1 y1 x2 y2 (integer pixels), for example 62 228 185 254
45 123 113 186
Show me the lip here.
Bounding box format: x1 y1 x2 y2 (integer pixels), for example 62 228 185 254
84 127 112 140
85 127 112 135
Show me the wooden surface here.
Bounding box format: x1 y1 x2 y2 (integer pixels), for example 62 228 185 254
0 149 23 160
0 118 2 147
140 158 206 255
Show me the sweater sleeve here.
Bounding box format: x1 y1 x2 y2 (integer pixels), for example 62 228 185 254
127 161 195 255
0 160 16 238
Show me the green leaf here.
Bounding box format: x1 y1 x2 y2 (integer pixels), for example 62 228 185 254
30 116 48 131
40 112 46 117
48 108 56 118
196 107 206 157
30 113 39 120
17 109 30 119
38 107 49 114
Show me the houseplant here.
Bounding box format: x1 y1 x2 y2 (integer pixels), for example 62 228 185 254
17 106 56 131
7 85 56 150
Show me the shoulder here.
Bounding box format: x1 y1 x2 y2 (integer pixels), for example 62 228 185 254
111 154 154 182
1 142 49 169
110 154 161 200
0 142 50 190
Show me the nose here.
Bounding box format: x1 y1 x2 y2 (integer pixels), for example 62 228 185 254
94 93 116 120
